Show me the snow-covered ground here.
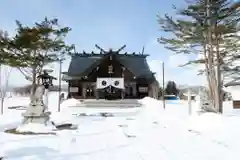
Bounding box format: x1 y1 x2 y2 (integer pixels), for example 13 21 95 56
0 92 240 160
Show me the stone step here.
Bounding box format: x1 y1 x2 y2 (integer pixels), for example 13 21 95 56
82 99 140 104
84 103 141 107
83 104 141 108
80 99 141 108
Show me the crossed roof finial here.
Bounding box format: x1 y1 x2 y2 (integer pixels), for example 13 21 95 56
95 44 126 54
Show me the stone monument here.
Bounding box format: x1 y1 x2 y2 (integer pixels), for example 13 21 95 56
21 70 56 125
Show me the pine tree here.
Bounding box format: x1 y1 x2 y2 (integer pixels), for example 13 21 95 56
5 17 74 95
0 30 26 67
157 0 239 113
165 81 179 95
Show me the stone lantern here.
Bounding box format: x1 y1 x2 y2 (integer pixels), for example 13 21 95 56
21 70 57 125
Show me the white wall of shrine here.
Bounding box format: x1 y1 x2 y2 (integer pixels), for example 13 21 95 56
148 80 159 99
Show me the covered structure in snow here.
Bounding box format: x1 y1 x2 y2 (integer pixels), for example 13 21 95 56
224 79 240 109
178 86 204 100
62 45 159 100
180 93 197 101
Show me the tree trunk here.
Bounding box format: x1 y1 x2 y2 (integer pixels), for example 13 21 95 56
206 0 220 112
30 66 37 101
203 43 214 99
216 35 222 113
206 45 217 110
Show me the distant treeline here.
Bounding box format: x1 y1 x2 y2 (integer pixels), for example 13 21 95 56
13 85 68 95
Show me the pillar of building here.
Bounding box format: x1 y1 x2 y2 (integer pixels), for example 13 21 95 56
121 67 125 99
93 83 99 99
82 83 86 99
148 82 158 99
121 89 125 99
132 83 137 97
148 84 153 98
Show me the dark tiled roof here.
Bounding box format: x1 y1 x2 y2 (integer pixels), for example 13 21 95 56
119 56 152 77
67 54 153 78
67 56 99 76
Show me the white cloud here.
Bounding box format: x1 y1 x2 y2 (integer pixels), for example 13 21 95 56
148 59 164 82
148 55 207 86
168 54 189 68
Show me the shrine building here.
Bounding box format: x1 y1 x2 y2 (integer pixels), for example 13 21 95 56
62 45 159 100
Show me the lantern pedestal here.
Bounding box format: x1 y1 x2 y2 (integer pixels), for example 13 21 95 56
18 86 55 132
17 70 57 133
22 106 51 124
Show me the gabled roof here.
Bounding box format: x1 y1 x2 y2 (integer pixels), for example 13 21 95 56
119 56 152 77
66 53 153 79
67 55 99 76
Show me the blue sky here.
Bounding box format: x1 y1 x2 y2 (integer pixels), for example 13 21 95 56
0 0 206 87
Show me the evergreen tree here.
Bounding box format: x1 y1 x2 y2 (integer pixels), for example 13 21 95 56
165 81 179 95
0 30 26 67
4 17 74 95
157 0 239 113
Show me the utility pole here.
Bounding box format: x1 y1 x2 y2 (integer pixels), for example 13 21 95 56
162 62 166 109
0 64 2 115
188 88 192 115
58 59 63 112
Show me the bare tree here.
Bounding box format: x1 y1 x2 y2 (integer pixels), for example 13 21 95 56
0 65 12 114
